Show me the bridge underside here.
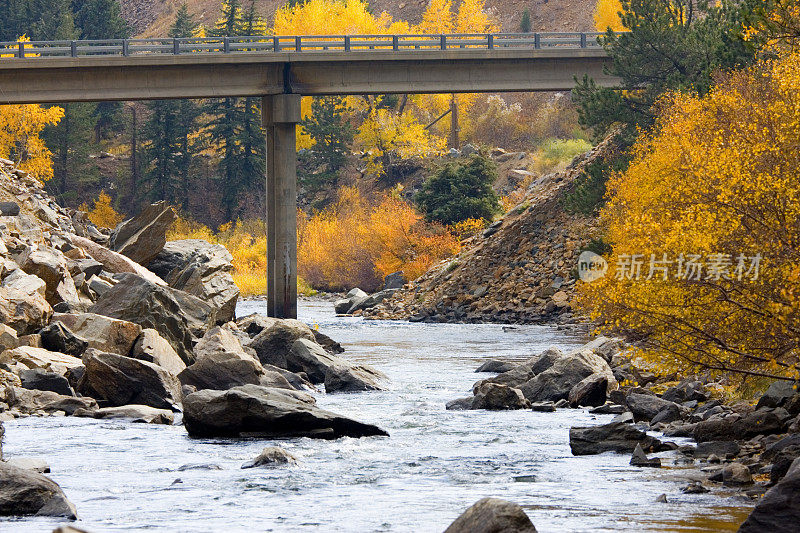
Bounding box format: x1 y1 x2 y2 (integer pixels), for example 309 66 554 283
0 49 614 103
0 49 617 319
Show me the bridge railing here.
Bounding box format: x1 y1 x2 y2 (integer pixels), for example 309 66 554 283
0 32 605 59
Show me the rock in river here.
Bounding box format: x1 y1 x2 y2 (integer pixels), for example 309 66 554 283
443 497 537 533
0 462 77 518
241 446 297 469
182 384 388 439
569 421 665 456
738 456 800 533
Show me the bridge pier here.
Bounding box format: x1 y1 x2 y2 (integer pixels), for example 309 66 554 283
263 94 301 319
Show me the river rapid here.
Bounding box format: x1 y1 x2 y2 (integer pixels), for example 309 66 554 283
2 298 751 532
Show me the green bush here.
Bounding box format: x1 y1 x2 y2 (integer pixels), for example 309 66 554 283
415 154 500 225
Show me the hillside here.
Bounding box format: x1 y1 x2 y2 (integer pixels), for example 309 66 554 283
121 0 595 37
362 134 616 325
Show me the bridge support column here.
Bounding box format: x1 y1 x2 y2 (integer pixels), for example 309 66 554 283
263 94 301 319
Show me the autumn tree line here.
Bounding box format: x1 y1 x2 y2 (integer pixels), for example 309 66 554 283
574 0 800 383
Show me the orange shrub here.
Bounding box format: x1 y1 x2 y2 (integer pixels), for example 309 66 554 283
298 187 460 291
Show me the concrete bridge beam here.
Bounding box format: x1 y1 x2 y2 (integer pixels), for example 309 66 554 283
263 94 301 319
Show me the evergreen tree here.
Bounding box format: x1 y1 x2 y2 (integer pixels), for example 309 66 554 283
142 4 200 207
203 0 267 221
520 9 532 33
299 97 354 193
415 154 500 225
72 0 130 39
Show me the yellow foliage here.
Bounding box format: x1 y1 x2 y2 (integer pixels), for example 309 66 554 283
355 107 446 175
298 187 460 291
273 0 409 36
0 104 63 182
87 191 124 229
417 0 454 33
450 217 487 240
594 0 625 32
454 0 500 34
578 49 800 381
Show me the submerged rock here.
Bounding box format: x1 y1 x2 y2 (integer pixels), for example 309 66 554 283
474 360 517 373
182 384 388 439
443 497 537 533
0 462 77 518
241 446 297 469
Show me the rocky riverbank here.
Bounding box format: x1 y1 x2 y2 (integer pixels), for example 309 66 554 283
445 334 800 530
360 136 616 325
0 159 388 520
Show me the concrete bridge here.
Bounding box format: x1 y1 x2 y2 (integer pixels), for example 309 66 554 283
0 33 619 318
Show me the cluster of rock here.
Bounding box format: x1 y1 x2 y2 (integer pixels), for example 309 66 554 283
454 333 800 526
333 271 405 315
362 136 617 325
0 160 388 520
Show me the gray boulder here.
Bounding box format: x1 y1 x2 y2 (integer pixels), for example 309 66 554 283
738 457 800 533
146 239 239 324
474 348 564 392
178 350 288 391
110 201 176 265
443 497 537 533
626 393 682 422
131 329 186 375
324 364 385 393
0 462 77 518
182 384 388 439
383 271 405 290
630 443 661 467
89 273 215 364
471 383 530 410
289 338 386 391
20 369 74 396
51 312 141 357
248 319 316 368
756 380 798 410
241 446 297 469
83 405 174 424
39 322 88 357
520 349 615 403
4 387 96 415
722 462 753 486
0 286 52 335
569 422 665 456
79 349 182 410
475 360 517 373
568 373 610 407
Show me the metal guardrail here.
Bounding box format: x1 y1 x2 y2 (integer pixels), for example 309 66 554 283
0 33 604 59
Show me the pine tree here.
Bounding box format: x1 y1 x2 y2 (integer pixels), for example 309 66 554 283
72 0 130 39
202 0 267 221
299 97 354 193
520 8 532 33
142 4 200 207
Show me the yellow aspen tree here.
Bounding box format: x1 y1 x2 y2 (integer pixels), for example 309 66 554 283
0 104 64 182
87 190 124 228
594 0 625 32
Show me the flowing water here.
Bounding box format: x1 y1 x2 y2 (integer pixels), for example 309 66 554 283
2 299 752 532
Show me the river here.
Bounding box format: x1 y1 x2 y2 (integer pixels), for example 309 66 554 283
1 298 751 532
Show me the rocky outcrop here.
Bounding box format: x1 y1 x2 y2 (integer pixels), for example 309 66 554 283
89 273 214 364
79 349 182 410
109 201 176 266
241 446 297 468
569 422 665 456
182 384 388 439
443 497 537 533
520 349 615 403
147 239 239 324
0 462 77 518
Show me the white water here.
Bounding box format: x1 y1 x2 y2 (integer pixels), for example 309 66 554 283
1 299 750 532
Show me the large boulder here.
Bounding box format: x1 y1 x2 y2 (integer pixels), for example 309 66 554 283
756 380 798 410
131 329 186 375
738 457 800 533
178 351 290 391
248 319 316 368
89 273 214 364
67 235 167 287
17 247 67 304
569 421 665 456
20 369 74 396
39 322 87 357
471 383 530 410
146 239 239 323
182 384 388 439
79 349 182 410
474 348 564 392
4 387 96 415
520 349 615 403
289 338 386 392
51 313 141 357
0 346 83 376
626 393 682 422
0 286 52 335
568 373 611 408
0 462 77 518
109 201 176 266
443 497 537 533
